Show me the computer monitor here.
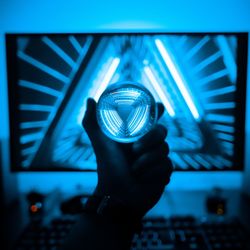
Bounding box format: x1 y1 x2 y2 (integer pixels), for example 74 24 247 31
6 32 248 172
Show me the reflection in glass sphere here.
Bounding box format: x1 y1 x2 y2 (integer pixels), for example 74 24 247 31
96 82 157 143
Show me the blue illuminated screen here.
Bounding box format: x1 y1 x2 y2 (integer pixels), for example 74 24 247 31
6 33 246 171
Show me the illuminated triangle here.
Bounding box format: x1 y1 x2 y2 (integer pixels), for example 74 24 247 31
116 104 135 122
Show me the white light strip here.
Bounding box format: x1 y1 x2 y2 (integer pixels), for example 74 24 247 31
155 39 200 120
101 111 118 136
94 57 120 101
130 106 149 136
144 66 175 117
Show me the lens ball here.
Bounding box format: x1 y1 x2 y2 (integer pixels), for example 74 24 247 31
96 81 157 143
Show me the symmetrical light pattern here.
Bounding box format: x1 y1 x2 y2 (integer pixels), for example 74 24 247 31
96 82 157 143
7 33 244 171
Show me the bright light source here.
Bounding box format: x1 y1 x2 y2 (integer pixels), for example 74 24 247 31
77 57 120 125
155 39 200 120
144 66 175 117
94 57 120 101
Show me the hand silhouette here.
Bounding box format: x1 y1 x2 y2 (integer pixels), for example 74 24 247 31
83 98 173 217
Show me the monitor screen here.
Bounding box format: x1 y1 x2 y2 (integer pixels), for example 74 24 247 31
6 33 248 171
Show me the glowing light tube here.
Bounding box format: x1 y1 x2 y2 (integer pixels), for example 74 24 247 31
144 66 175 117
155 39 200 120
94 57 120 101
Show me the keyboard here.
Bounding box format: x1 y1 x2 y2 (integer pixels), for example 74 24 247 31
132 217 249 250
15 216 250 250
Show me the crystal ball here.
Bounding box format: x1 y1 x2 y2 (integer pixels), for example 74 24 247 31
96 81 157 143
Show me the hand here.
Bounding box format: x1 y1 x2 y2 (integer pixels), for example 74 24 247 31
83 98 173 217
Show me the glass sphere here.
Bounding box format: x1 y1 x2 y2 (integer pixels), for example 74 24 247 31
96 81 157 143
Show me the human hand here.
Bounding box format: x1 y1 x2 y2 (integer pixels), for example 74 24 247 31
83 98 173 217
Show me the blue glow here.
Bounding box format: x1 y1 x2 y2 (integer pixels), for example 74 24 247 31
198 69 228 86
194 155 211 169
20 121 48 129
19 80 62 97
110 110 123 128
0 0 248 197
21 147 37 156
127 107 142 131
69 35 82 53
102 110 120 136
76 57 120 125
216 35 237 83
130 106 149 136
68 148 83 162
170 153 189 169
18 51 69 83
42 36 76 67
216 132 234 142
184 36 210 61
182 154 200 169
20 132 44 144
204 102 236 110
155 39 200 120
16 35 92 168
206 156 223 169
144 66 175 117
212 124 234 133
221 141 234 148
216 156 232 167
5 33 243 171
202 85 236 98
192 51 222 74
70 36 93 75
94 57 120 101
206 114 235 123
53 140 74 160
60 147 75 162
97 82 157 143
19 104 53 112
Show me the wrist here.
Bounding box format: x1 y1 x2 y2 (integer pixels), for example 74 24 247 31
93 184 147 218
84 195 143 233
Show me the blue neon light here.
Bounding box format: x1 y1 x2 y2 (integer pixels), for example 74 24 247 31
42 36 76 68
198 69 228 86
69 36 82 53
202 85 236 98
18 51 69 83
184 36 210 61
19 80 62 97
155 38 200 120
215 35 237 83
192 51 222 74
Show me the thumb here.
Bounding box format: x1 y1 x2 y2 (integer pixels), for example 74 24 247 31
157 103 164 120
82 98 99 134
82 98 106 150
